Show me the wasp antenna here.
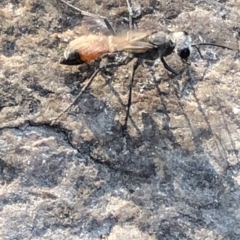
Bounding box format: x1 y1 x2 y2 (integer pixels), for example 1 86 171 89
191 44 204 59
59 0 116 35
196 42 235 51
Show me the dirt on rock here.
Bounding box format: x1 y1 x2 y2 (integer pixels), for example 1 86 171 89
0 0 240 239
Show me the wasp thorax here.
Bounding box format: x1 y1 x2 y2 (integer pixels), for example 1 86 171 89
147 31 176 57
171 31 192 61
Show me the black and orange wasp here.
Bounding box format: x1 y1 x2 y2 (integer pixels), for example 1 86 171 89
52 0 235 130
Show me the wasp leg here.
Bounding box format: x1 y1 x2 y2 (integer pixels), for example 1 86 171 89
50 67 101 125
123 58 140 135
59 0 116 35
103 19 116 36
192 45 204 59
161 57 179 75
126 0 133 30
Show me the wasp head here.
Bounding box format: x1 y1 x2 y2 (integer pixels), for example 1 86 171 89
171 31 192 62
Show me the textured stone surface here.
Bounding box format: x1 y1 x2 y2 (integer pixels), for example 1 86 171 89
0 0 240 239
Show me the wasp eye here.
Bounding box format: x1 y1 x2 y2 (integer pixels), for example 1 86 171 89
179 48 190 59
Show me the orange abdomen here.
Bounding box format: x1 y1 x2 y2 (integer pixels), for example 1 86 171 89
60 31 154 65
70 35 111 62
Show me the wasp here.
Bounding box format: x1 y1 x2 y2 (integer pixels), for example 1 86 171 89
58 0 192 75
59 0 235 73
53 0 235 127
60 29 192 75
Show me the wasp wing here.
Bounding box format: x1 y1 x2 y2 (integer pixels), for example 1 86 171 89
60 34 112 65
112 31 155 53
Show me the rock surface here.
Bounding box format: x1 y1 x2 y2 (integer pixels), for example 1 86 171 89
0 0 240 239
